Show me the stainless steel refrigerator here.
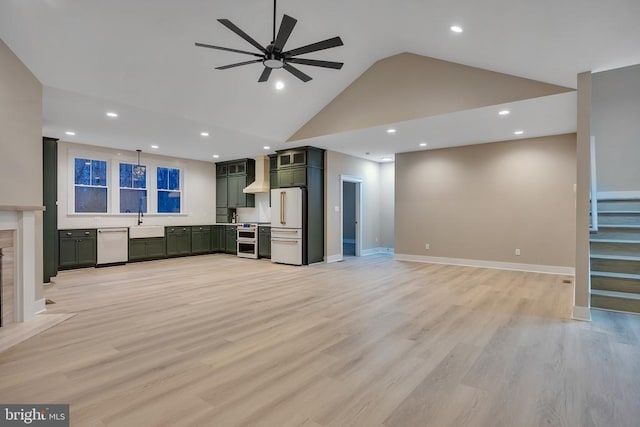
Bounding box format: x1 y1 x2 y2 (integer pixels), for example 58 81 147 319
271 187 306 265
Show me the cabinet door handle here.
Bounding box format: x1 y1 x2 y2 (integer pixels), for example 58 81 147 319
66 232 72 236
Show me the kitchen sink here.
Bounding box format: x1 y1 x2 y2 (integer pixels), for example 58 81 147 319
129 225 165 239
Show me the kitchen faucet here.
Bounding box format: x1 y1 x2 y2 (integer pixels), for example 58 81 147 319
137 209 144 225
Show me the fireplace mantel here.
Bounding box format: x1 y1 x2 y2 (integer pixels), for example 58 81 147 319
0 205 44 212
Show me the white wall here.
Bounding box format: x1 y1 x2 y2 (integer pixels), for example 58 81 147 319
592 63 640 193
58 142 216 229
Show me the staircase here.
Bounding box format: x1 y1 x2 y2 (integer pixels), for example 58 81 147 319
590 199 640 314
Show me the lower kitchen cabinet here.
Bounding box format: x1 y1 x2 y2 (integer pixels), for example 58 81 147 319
58 229 97 269
166 226 191 257
211 225 224 252
258 226 271 259
191 226 211 254
129 237 166 261
225 225 237 254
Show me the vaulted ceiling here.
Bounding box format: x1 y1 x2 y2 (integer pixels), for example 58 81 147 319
1 0 639 162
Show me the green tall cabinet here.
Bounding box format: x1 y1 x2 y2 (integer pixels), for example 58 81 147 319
43 137 58 282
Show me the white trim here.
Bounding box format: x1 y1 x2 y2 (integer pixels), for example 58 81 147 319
590 136 598 232
572 305 592 321
394 254 575 275
326 254 343 263
597 191 640 200
362 247 394 256
34 298 46 315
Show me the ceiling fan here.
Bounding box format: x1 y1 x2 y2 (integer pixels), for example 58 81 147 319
195 0 344 83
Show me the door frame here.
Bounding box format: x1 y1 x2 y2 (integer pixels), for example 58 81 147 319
340 175 363 258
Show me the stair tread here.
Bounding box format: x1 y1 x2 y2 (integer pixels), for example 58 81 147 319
598 210 640 214
590 254 640 261
591 289 640 300
591 271 640 280
590 237 640 243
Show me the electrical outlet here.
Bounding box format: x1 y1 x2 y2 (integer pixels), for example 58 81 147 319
334 206 339 213
515 248 521 256
425 243 430 250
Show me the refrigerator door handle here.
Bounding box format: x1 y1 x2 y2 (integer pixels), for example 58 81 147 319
272 239 298 244
280 191 286 225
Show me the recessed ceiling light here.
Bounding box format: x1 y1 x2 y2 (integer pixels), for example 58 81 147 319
387 129 396 134
200 132 209 137
419 142 428 147
213 154 220 159
151 145 159 149
450 25 463 33
498 110 510 116
106 112 118 118
263 146 271 150
381 157 393 162
275 81 285 90
514 130 524 135
65 131 76 136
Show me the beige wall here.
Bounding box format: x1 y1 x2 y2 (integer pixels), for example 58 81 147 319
0 38 42 207
395 134 577 268
325 151 394 259
379 162 395 249
0 38 43 301
290 53 572 141
592 63 640 192
58 142 216 229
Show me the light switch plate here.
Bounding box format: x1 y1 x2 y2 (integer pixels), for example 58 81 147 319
334 206 339 212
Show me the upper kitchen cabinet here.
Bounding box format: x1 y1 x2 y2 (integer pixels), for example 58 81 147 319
272 147 324 189
276 147 324 170
215 159 255 210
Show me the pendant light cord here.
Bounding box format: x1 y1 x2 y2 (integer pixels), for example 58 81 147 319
273 0 276 42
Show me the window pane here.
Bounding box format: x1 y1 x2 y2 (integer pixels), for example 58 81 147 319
157 167 168 190
75 187 107 213
158 191 180 213
169 168 180 190
119 163 132 188
74 158 91 185
120 189 147 213
133 165 146 189
92 160 107 186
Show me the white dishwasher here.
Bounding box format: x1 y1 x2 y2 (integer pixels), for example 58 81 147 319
97 228 129 265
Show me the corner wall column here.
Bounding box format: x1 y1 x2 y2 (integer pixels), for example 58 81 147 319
573 71 592 321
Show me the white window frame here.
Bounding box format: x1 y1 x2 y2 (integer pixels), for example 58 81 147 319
118 161 148 214
156 166 183 215
68 153 110 215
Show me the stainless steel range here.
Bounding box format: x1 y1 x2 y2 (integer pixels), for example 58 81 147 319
237 223 258 259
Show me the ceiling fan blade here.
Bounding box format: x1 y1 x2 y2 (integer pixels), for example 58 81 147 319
218 19 268 54
215 59 263 70
273 14 297 52
284 36 344 57
286 58 343 69
258 67 273 83
283 63 312 82
195 43 263 57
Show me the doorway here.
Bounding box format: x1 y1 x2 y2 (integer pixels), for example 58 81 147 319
340 176 362 258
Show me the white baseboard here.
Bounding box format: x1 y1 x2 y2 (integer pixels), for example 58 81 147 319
361 247 394 256
572 305 592 321
34 298 46 315
394 254 575 276
326 254 343 263
597 191 640 200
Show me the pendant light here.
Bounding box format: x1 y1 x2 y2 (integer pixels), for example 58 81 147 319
133 149 145 178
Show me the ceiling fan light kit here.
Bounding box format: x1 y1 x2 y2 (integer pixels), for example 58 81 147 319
195 0 344 82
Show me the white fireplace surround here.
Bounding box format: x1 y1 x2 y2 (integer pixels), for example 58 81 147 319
0 207 43 322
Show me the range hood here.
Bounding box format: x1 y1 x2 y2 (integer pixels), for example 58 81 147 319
243 156 270 193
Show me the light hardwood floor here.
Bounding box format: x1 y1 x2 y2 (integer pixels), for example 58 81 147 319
1 254 639 426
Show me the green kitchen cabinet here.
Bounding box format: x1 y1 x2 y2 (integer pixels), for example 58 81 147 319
211 225 224 252
58 229 97 269
191 225 211 254
128 237 166 261
258 226 271 259
225 225 237 254
227 175 247 208
166 226 191 257
277 166 307 188
216 177 227 208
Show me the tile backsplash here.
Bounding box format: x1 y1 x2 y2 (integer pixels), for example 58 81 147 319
237 193 271 223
